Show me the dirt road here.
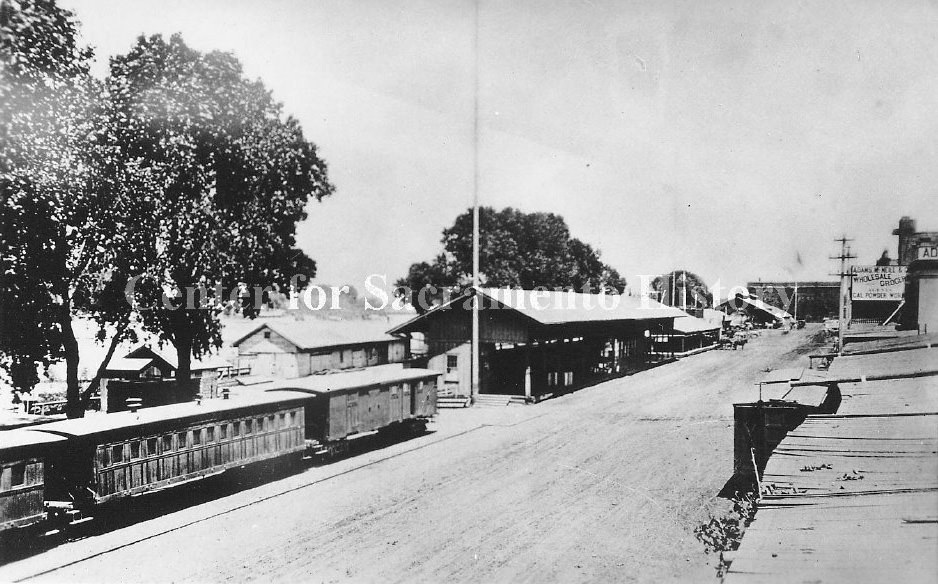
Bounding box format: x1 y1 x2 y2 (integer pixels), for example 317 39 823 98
1 327 822 584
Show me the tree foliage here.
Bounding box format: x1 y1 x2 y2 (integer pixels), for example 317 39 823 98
104 33 333 392
397 207 626 312
0 0 125 414
1 4 333 415
651 270 712 309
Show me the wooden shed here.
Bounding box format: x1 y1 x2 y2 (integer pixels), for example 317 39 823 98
231 320 409 379
388 287 686 401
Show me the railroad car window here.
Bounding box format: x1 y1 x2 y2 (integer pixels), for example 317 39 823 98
233 422 241 437
177 432 187 449
390 385 398 397
111 445 123 464
102 447 109 467
268 415 276 429
207 426 215 442
147 438 158 456
279 413 286 427
131 441 141 459
257 418 265 432
290 412 297 425
221 424 228 439
192 429 201 446
163 435 173 452
10 463 25 487
244 419 252 434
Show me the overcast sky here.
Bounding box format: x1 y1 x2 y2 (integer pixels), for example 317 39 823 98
60 0 937 294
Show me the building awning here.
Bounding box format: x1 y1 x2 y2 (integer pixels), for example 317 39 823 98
672 315 721 334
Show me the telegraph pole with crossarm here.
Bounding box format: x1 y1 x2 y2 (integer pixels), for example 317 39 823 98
830 236 856 354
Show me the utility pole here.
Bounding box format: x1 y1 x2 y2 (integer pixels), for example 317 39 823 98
681 271 687 311
793 283 798 321
830 236 856 354
470 0 480 406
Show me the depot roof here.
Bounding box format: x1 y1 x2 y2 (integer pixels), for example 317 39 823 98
388 287 686 336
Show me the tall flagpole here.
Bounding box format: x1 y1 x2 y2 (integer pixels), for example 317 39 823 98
470 0 480 405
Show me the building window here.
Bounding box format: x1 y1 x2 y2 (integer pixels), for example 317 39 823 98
177 432 187 449
192 430 201 446
244 419 252 435
207 427 215 442
257 418 265 432
221 424 229 440
163 435 173 452
130 441 141 460
446 355 458 374
263 330 272 339
10 463 25 487
111 445 124 464
563 372 574 386
147 438 158 456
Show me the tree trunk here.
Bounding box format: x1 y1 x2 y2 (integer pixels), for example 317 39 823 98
60 308 83 419
79 318 129 412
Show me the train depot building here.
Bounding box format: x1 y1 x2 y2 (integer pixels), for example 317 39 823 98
388 287 686 401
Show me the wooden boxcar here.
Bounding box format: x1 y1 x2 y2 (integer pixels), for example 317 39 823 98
33 392 308 506
0 429 67 532
266 365 440 448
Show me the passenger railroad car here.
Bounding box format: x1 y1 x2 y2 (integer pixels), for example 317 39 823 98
0 429 66 532
33 392 308 507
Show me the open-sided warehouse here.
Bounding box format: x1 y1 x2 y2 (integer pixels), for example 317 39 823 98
388 287 685 400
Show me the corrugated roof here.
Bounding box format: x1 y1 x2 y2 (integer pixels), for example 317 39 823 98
836 376 938 416
388 287 685 335
480 288 686 324
727 413 938 583
825 346 938 382
726 338 938 584
844 331 938 355
233 319 399 350
262 364 441 395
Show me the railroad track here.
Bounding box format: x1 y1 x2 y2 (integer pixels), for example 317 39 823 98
3 413 547 582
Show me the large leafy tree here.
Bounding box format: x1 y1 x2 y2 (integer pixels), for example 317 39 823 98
397 207 626 312
651 270 712 309
106 34 333 394
0 0 140 416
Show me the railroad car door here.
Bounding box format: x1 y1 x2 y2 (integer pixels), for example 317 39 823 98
346 393 360 433
389 384 402 423
402 383 413 418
